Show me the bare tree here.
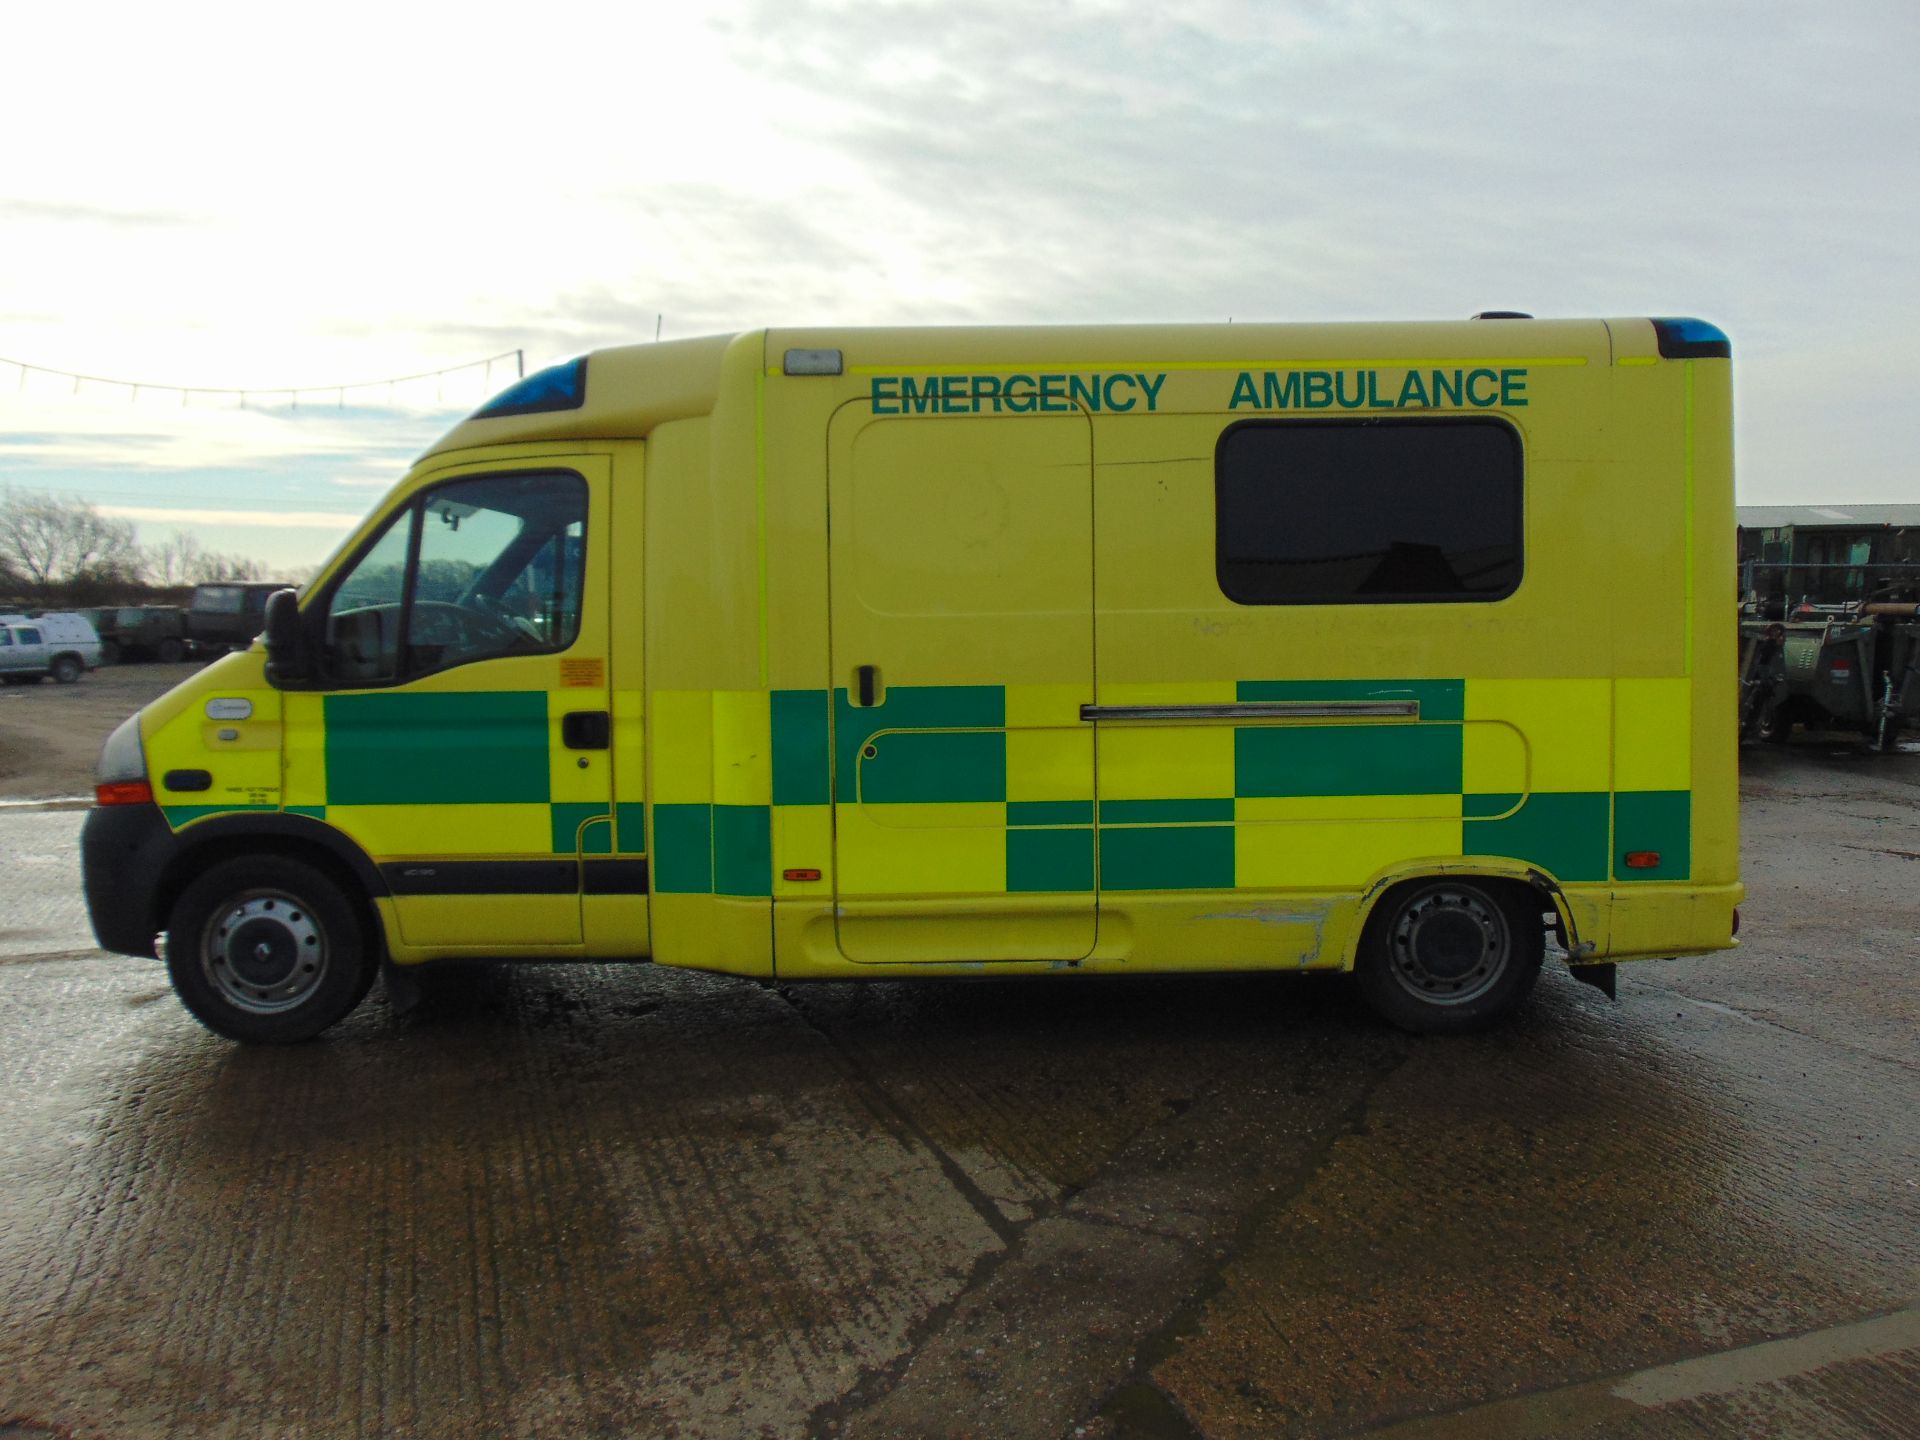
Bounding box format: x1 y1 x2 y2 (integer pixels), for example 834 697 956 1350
151 530 203 586
0 488 141 599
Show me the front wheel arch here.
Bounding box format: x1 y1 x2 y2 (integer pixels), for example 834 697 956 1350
165 853 378 1042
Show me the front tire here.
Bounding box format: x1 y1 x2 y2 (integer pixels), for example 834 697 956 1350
50 654 83 683
158 637 186 664
165 856 376 1042
1355 879 1545 1035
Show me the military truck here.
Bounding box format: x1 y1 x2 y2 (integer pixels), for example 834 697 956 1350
87 606 190 664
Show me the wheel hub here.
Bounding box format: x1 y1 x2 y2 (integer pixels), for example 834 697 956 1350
203 893 327 1013
1387 887 1510 1005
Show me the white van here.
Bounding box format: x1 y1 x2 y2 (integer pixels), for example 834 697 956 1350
0 612 102 684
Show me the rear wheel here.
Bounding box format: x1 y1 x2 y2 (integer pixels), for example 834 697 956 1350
157 637 186 663
50 654 83 684
165 855 376 1043
1355 879 1545 1034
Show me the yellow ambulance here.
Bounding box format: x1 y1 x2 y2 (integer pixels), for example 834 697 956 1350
82 316 1741 1042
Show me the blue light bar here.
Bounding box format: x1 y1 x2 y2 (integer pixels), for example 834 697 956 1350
1651 318 1731 359
472 357 588 419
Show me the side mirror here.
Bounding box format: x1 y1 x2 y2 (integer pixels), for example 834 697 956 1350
262 589 310 686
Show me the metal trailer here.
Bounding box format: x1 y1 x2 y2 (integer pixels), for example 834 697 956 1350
1740 601 1920 750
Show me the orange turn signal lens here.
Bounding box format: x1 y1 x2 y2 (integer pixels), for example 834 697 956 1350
95 780 154 806
1623 851 1661 869
782 868 822 882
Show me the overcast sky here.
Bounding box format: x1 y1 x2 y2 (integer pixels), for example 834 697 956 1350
2 0 1915 573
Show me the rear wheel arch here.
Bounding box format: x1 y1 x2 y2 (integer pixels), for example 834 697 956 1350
1350 870 1551 1034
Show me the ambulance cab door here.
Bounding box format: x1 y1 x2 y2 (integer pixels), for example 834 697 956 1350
827 407 1097 963
286 456 612 953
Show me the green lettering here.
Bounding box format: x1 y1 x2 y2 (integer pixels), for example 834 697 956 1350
1039 374 1068 412
1366 371 1389 408
1430 369 1463 406
1263 371 1302 408
1137 372 1166 411
1069 374 1100 413
870 377 900 415
1466 368 1500 406
1500 368 1529 406
1104 374 1138 412
940 374 968 413
1336 371 1367 409
1003 375 1037 413
1302 371 1333 409
972 374 1003 412
900 376 939 415
1396 371 1429 408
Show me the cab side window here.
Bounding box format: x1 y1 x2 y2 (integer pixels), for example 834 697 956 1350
318 470 587 686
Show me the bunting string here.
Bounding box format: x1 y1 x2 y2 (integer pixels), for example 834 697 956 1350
0 349 525 409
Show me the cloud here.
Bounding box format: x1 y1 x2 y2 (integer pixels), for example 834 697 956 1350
97 504 361 531
0 197 195 227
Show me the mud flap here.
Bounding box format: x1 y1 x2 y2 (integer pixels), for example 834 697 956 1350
1570 962 1617 1000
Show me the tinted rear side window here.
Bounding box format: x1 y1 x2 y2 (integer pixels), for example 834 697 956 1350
1216 419 1522 604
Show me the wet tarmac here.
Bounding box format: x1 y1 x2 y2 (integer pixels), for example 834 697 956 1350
0 744 1915 1438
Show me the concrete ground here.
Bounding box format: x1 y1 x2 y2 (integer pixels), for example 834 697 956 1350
0 741 1915 1439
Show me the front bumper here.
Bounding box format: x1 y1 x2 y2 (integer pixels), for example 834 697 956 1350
81 803 174 958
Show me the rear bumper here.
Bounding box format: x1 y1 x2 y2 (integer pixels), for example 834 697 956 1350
81 803 175 958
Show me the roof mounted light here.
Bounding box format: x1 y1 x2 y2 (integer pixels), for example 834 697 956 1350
472 357 588 419
1651 318 1731 359
784 348 843 376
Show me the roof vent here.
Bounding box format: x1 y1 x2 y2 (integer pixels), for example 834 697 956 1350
1471 311 1533 320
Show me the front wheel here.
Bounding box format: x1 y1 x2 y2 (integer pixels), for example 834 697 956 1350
165 855 377 1042
1355 879 1545 1034
157 637 186 664
50 654 83 683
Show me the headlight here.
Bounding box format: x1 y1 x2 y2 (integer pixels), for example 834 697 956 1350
97 712 147 785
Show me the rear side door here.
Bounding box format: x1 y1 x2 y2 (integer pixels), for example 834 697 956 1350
826 407 1098 963
283 457 612 952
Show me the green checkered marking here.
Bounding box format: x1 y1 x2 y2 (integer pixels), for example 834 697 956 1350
652 804 713 894
551 802 613 855
1101 825 1235 891
650 803 772 895
1614 790 1690 881
615 801 647 855
709 679 1691 894
714 805 772 896
1464 792 1611 883
323 691 549 805
1007 827 1094 892
834 685 1005 804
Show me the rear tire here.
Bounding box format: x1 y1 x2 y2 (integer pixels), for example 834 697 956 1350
50 655 83 684
157 638 186 664
1355 879 1545 1035
165 855 376 1043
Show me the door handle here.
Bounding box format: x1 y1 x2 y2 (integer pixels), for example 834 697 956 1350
854 664 880 708
562 710 610 749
